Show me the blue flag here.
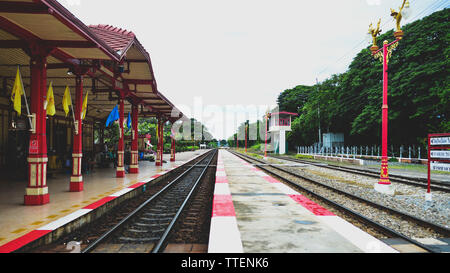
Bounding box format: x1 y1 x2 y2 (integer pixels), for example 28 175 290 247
105 105 119 127
127 112 131 129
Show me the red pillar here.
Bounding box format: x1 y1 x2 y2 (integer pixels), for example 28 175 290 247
156 118 164 166
25 49 49 205
116 96 125 177
264 115 268 159
129 104 139 173
70 74 84 191
379 41 391 185
170 137 175 162
245 125 248 153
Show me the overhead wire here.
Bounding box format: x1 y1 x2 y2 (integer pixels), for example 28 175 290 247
315 0 449 81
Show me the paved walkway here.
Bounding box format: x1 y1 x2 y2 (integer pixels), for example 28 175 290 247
0 150 207 246
216 150 397 253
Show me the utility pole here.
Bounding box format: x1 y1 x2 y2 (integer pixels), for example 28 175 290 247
316 78 321 149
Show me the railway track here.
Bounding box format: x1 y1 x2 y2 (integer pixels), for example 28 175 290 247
231 150 450 253
82 149 217 253
269 154 450 192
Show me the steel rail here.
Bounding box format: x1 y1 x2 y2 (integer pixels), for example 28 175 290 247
152 149 217 253
231 151 449 253
82 150 216 253
268 154 450 192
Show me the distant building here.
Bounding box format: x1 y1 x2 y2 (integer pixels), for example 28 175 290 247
322 133 344 148
268 112 298 154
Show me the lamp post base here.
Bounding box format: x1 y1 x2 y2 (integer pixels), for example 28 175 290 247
425 192 432 202
374 183 395 195
263 156 268 160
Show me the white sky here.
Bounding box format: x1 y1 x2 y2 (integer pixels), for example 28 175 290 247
61 0 448 140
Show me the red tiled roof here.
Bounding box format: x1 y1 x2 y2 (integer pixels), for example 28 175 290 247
89 24 135 54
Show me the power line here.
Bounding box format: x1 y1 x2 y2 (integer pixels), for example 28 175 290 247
407 0 448 22
315 0 447 80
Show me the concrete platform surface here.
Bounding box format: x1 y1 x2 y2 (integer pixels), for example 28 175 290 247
215 150 397 253
0 150 208 248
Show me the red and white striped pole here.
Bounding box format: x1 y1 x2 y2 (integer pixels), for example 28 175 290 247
170 123 177 162
116 95 125 177
160 119 164 165
70 74 84 191
25 47 49 205
129 104 139 173
156 117 164 167
264 114 268 160
245 125 247 153
170 134 176 162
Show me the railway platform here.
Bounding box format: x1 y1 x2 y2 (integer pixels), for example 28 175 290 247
0 150 208 253
209 150 398 253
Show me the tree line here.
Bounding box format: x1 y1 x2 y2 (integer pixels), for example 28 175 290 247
279 8 449 151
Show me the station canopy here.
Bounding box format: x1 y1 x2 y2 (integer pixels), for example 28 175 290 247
0 0 183 121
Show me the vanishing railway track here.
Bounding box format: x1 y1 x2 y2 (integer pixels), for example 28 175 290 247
82 149 217 253
268 154 450 193
231 151 450 253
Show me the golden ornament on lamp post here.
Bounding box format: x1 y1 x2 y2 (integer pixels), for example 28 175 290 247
391 0 409 40
368 18 382 53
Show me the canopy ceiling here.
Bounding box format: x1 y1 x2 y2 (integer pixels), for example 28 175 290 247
0 0 183 122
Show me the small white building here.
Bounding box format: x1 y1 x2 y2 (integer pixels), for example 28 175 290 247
322 133 344 148
268 111 298 154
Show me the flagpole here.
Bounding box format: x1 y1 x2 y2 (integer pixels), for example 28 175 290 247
18 66 33 129
69 88 76 125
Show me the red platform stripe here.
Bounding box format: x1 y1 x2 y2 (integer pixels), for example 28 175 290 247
83 196 116 210
215 176 229 183
263 176 280 184
128 182 146 188
212 195 236 217
288 195 335 216
151 174 162 179
0 230 52 253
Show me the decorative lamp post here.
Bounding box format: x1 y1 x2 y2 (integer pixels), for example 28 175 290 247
368 0 409 195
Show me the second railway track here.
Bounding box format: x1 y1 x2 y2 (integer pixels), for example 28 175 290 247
268 154 450 192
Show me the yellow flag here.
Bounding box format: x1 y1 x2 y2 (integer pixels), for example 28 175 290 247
81 91 88 120
62 86 72 117
11 67 24 116
46 82 56 116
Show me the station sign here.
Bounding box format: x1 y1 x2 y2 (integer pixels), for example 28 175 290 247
427 133 450 198
430 162 450 173
430 150 450 159
430 136 450 145
29 140 39 154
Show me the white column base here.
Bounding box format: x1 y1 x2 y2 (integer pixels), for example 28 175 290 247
425 192 432 201
374 183 395 195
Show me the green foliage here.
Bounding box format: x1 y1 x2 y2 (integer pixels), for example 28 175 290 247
104 123 119 148
280 9 449 149
277 85 313 113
